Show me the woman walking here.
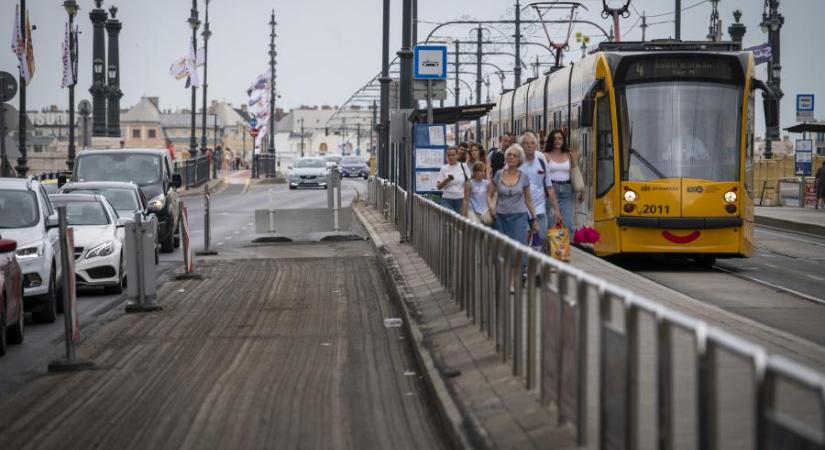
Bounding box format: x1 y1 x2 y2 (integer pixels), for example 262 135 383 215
462 161 490 223
466 143 486 169
488 144 539 243
543 129 580 235
436 146 470 214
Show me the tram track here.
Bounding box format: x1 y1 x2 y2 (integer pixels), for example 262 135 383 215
616 225 825 346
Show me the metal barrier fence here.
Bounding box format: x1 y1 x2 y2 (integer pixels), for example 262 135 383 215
174 156 209 189
254 154 278 178
367 177 825 450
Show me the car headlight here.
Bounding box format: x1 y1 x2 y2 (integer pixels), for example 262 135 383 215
16 243 43 259
623 190 637 203
724 191 737 203
148 194 166 211
85 241 114 259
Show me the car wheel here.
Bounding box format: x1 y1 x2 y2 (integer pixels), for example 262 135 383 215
8 288 24 345
32 271 58 324
173 219 181 249
0 300 7 357
362 174 368 180
104 257 125 295
160 224 175 253
289 186 296 190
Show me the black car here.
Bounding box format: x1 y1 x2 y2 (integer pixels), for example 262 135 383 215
72 149 182 253
338 156 369 179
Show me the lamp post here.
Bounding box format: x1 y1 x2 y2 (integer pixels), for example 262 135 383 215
200 0 211 155
760 0 783 160
63 0 79 171
299 117 305 157
78 99 91 149
268 11 277 157
105 6 122 138
187 0 200 156
89 0 108 138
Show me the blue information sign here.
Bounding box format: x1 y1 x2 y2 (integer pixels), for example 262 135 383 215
248 117 258 128
413 45 448 80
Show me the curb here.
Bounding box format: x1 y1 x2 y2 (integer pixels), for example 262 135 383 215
354 206 493 450
177 176 227 198
755 214 825 237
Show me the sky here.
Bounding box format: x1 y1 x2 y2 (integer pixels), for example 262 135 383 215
0 0 822 132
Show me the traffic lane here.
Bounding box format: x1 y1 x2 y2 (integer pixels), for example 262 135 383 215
715 227 825 303
183 179 367 249
0 259 179 397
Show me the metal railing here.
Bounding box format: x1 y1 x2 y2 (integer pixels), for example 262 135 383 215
253 154 278 179
367 177 825 450
173 156 209 189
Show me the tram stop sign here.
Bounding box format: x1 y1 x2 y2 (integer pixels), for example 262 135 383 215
249 128 259 138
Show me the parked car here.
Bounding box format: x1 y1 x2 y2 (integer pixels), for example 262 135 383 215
72 149 181 253
324 155 342 169
49 194 126 295
339 156 369 179
0 178 62 323
287 157 329 190
0 238 25 356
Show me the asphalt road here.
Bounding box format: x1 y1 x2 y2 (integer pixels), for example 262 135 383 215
0 173 368 398
620 226 825 345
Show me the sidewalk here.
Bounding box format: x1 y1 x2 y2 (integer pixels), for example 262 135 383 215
755 205 825 236
356 206 576 450
0 241 449 450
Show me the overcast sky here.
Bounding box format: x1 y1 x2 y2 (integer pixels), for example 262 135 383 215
0 0 821 131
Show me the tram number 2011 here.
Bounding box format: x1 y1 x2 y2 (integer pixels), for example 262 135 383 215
641 204 670 214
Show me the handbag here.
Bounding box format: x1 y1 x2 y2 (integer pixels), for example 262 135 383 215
570 165 584 193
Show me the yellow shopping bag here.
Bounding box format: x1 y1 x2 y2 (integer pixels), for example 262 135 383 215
547 225 570 262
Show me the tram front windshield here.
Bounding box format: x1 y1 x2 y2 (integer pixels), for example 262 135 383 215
618 82 741 182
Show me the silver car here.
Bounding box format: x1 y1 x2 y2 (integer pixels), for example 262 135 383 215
287 158 329 190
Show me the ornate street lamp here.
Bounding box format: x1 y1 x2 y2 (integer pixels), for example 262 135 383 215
63 0 79 171
187 0 200 156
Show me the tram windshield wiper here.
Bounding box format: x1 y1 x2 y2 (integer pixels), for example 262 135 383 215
629 148 667 180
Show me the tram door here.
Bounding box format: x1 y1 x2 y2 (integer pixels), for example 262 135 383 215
593 94 619 255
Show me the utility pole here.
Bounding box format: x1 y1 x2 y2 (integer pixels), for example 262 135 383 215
760 0 783 159
200 0 211 154
641 12 648 42
514 0 522 88
675 0 682 40
299 117 305 157
268 11 277 159
105 6 122 138
398 0 413 111
357 122 361 150
371 100 377 155
454 39 460 145
378 0 390 178
476 26 483 142
187 0 199 157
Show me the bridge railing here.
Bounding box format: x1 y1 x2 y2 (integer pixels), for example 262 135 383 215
173 156 209 189
367 177 825 450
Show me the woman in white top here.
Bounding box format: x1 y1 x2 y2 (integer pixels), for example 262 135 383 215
542 129 579 235
436 147 470 214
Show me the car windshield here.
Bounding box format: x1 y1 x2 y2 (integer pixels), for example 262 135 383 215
51 200 111 225
618 82 741 182
76 154 162 184
341 157 362 164
68 188 139 212
0 190 39 228
295 159 326 168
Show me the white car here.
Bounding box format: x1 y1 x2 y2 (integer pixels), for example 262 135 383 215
49 194 126 295
287 157 330 190
0 178 62 323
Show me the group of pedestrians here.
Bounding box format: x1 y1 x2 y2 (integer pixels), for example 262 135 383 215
435 129 581 251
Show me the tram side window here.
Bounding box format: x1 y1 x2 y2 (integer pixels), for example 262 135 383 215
596 98 614 198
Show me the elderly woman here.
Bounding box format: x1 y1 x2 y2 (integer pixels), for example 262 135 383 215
487 144 538 244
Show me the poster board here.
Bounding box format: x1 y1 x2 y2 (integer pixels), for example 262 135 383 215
413 123 447 194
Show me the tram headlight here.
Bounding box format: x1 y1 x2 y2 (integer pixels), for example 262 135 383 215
724 191 737 203
624 190 637 203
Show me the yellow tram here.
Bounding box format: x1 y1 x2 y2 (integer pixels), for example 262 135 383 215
486 41 779 261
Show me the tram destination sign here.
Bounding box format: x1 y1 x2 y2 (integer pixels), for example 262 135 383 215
619 56 737 83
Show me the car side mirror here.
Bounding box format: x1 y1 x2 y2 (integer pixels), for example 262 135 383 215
171 174 182 189
116 217 133 227
46 214 59 230
0 239 17 253
580 79 604 128
57 174 67 188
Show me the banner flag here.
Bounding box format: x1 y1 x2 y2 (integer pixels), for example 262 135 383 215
61 23 74 88
22 9 35 84
746 43 772 65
